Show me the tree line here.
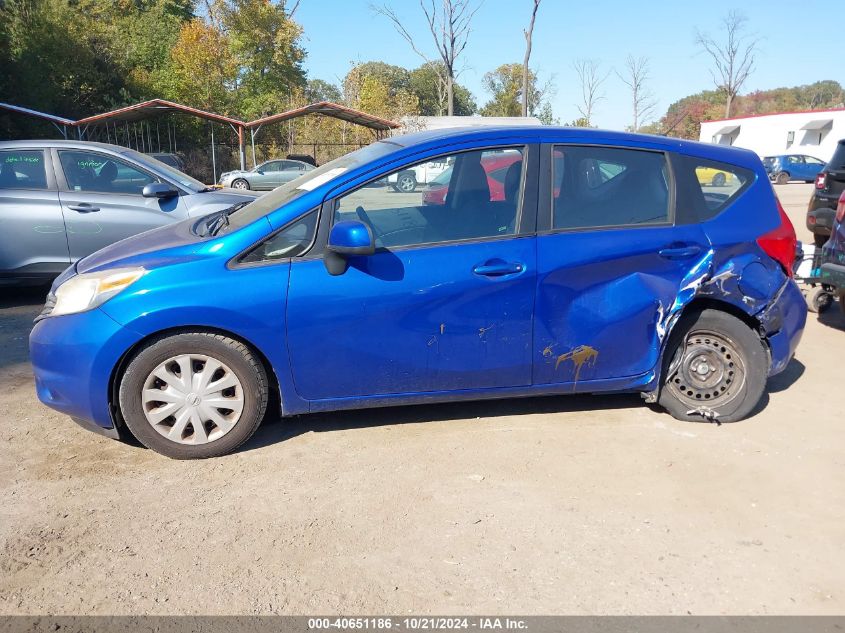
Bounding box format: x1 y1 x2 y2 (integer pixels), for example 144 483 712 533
1 0 843 152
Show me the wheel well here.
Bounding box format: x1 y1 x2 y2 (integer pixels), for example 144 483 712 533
676 297 763 336
108 326 281 436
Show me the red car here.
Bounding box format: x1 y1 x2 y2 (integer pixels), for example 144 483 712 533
422 151 522 205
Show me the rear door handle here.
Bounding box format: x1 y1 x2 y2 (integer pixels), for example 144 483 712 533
658 244 701 259
67 203 100 213
472 260 525 276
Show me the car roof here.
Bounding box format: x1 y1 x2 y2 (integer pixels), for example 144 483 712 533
383 125 761 166
0 139 135 152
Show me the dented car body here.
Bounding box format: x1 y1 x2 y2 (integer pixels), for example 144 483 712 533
30 126 807 458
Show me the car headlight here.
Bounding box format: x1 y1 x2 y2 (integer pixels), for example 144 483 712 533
51 267 146 317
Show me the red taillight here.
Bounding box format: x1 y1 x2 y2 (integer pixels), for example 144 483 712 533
757 199 797 277
836 191 845 224
815 172 827 189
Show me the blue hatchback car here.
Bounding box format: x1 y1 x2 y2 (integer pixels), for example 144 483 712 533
30 127 807 458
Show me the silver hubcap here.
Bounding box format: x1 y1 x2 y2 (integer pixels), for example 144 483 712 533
142 354 244 445
233 180 247 189
398 176 415 191
667 329 746 408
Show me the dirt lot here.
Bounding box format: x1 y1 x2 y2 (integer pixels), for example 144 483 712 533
0 183 843 615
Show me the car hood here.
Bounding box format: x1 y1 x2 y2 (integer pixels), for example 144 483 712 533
75 218 201 275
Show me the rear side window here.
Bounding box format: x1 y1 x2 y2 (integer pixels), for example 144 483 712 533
673 154 754 221
0 150 48 190
552 145 670 229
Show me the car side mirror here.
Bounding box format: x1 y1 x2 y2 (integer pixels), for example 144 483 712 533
324 220 375 276
143 183 178 199
255 169 264 175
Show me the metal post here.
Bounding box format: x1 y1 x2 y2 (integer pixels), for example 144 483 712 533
210 122 217 184
167 121 173 153
250 128 257 168
156 122 161 152
237 125 246 171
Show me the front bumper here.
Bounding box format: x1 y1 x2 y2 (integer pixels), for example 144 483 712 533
30 308 142 434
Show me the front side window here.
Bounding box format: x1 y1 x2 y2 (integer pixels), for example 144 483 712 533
59 150 157 195
0 150 48 190
334 147 526 249
240 210 318 263
552 145 670 229
260 161 282 173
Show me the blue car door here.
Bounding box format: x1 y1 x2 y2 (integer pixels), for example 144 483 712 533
533 144 710 388
286 144 538 403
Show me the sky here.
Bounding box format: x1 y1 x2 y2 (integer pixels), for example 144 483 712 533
295 0 845 130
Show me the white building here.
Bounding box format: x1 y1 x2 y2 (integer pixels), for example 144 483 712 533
699 108 845 162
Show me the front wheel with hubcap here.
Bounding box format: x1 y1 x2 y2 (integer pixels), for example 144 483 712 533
393 172 417 193
231 178 250 190
711 172 726 187
119 332 268 459
658 309 768 423
775 171 790 185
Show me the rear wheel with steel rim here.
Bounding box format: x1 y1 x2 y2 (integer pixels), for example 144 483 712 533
119 333 268 459
775 171 790 185
659 309 767 423
231 178 250 190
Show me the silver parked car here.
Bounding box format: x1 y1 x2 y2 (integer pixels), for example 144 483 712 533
0 140 258 285
218 159 314 190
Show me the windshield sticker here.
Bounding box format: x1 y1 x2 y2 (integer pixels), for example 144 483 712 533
296 167 347 191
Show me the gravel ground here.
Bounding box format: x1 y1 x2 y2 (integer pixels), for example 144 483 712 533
0 183 842 615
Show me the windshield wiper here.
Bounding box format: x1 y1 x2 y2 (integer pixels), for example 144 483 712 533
204 201 250 236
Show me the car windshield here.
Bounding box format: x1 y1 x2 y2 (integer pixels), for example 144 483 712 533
122 148 206 191
224 140 401 231
429 166 453 186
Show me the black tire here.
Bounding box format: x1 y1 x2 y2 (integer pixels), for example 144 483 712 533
231 178 250 190
839 290 845 317
775 171 790 185
712 172 726 187
814 233 829 248
118 332 268 459
393 172 417 193
808 288 832 314
658 309 768 423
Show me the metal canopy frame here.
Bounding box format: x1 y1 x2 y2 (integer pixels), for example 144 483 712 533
1 99 400 173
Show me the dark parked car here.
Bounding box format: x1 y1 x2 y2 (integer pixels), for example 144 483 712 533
30 126 806 458
807 139 845 246
147 152 185 172
819 190 845 311
0 140 258 285
763 154 826 185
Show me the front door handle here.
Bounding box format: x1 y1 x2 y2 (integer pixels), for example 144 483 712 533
658 244 701 259
472 260 525 277
67 203 100 213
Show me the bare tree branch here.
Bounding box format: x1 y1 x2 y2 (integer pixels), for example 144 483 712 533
522 0 541 117
572 59 609 125
372 0 482 115
288 0 302 18
696 10 759 118
615 55 657 132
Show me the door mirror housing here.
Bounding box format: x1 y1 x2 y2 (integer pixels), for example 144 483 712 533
324 220 375 275
327 220 375 256
142 183 179 199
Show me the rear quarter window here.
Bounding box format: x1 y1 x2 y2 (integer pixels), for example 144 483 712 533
0 150 48 190
672 154 754 223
